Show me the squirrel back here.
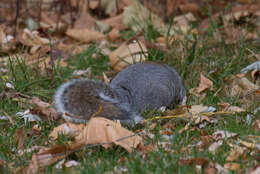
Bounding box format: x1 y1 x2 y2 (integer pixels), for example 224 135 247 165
110 63 186 112
54 63 186 124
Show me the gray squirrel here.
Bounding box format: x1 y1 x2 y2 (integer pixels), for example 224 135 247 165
54 63 186 124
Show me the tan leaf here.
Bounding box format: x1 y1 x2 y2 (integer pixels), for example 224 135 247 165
224 162 240 171
109 41 147 72
213 130 237 140
227 106 245 113
26 154 39 174
229 76 259 97
238 139 257 149
137 143 156 155
208 140 223 154
179 158 208 166
190 105 209 113
108 28 121 41
81 117 143 153
246 163 260 174
226 146 244 161
251 69 260 82
40 13 66 31
19 29 49 47
0 26 6 44
101 14 126 30
49 123 85 140
66 28 106 43
30 97 60 120
252 120 260 131
26 143 83 173
197 73 214 93
14 126 25 150
74 12 96 29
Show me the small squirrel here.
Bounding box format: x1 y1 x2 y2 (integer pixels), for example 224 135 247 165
54 63 186 124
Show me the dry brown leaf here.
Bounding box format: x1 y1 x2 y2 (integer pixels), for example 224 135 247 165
74 12 96 29
0 28 16 52
238 139 257 149
208 140 223 154
109 41 147 72
30 97 59 120
204 166 218 174
101 14 126 30
123 1 196 36
19 29 49 47
26 143 83 174
179 3 199 14
81 117 143 153
252 120 260 131
227 106 245 113
14 126 25 150
229 76 259 97
224 162 240 171
66 28 106 43
189 105 209 113
213 130 237 141
108 28 121 41
251 69 260 82
0 26 6 44
179 158 208 166
27 154 39 174
197 73 214 93
49 123 85 140
40 13 66 31
137 143 156 155
246 163 260 174
226 146 244 161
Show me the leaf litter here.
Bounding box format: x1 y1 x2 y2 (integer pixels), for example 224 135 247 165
0 0 259 173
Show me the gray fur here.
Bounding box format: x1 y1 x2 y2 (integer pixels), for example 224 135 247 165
54 63 185 124
110 63 186 112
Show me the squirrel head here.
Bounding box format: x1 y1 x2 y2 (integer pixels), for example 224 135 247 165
54 79 143 124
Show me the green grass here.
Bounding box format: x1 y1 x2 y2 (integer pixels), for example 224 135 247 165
0 16 260 174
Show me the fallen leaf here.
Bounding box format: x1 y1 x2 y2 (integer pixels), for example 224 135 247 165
226 146 244 161
252 120 260 131
14 126 25 150
213 130 237 141
238 139 257 149
109 41 147 72
205 162 229 174
19 28 49 47
179 3 199 14
227 106 245 113
108 28 121 41
81 117 143 153
64 160 80 168
179 158 208 166
27 154 39 174
246 163 260 174
49 123 85 140
101 14 126 30
197 73 214 93
30 97 59 120
74 12 96 29
26 143 83 174
208 140 223 154
137 143 156 155
224 162 240 171
66 28 106 43
189 105 209 113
